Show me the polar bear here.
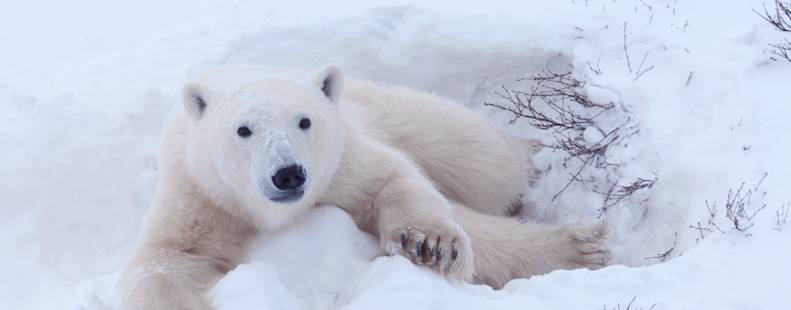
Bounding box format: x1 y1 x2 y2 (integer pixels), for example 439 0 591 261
121 65 609 309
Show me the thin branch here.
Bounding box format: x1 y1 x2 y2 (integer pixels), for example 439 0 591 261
553 157 592 201
755 1 791 63
754 0 791 32
644 232 678 262
769 39 791 62
633 65 655 81
623 22 633 73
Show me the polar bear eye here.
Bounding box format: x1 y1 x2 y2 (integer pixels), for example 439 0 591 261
299 117 311 130
237 126 252 138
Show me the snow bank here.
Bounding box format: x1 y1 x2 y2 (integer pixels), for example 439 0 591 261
148 206 791 310
1 0 790 309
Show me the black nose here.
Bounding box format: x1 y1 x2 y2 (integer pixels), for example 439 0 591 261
272 165 306 190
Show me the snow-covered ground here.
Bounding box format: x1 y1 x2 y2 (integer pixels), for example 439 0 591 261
1 0 790 309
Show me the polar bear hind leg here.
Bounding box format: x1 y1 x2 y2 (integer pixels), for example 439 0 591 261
451 203 610 287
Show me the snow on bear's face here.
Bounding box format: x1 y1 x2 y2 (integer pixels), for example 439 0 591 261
180 66 345 228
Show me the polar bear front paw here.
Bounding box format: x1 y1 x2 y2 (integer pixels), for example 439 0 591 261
382 223 474 281
561 223 611 270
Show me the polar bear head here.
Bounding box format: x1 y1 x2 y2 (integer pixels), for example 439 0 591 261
179 66 345 229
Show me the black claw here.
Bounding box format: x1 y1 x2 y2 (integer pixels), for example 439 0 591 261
415 240 425 262
421 241 431 264
431 235 441 265
451 238 458 260
400 233 408 250
431 246 441 265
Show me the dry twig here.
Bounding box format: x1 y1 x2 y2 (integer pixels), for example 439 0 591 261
775 203 789 231
598 296 656 310
644 232 678 262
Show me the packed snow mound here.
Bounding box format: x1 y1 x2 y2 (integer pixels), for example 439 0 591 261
212 263 304 310
1 0 790 309
80 206 791 310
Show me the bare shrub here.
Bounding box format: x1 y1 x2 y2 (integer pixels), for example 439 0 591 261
484 68 654 216
723 174 768 232
485 69 613 129
755 1 791 62
689 173 769 239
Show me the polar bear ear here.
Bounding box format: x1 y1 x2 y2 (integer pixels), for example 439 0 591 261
313 65 344 104
182 83 210 119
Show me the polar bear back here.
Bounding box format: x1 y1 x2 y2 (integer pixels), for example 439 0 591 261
342 79 534 216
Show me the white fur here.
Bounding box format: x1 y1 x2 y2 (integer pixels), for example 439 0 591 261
121 66 610 309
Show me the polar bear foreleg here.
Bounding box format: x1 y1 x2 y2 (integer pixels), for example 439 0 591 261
121 197 256 310
372 170 476 282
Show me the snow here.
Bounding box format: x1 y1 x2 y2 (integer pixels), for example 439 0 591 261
1 0 790 309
